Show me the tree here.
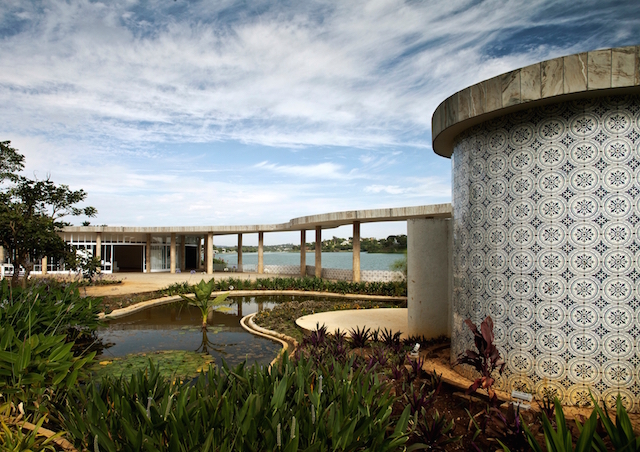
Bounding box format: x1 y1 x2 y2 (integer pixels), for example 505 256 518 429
0 141 97 286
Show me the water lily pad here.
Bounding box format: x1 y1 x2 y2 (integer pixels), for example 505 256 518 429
91 350 215 381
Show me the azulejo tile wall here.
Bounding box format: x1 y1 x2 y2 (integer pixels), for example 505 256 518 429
451 94 640 411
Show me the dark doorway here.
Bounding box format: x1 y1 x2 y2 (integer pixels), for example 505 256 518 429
113 245 144 272
185 246 197 269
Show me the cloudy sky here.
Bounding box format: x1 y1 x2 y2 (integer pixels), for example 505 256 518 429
1 0 638 245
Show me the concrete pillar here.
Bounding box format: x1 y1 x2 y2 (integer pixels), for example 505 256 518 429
237 234 243 271
180 235 186 271
258 232 264 274
352 221 361 282
41 256 47 275
196 237 202 270
96 233 102 259
206 232 213 274
146 234 151 273
95 232 102 273
0 246 4 264
300 230 306 277
170 233 176 274
315 226 322 278
407 218 452 339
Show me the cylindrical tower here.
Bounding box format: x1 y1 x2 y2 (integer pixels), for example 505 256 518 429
432 46 640 411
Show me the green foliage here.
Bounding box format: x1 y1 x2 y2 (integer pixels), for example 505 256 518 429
92 350 214 381
591 395 640 452
66 248 102 280
523 397 598 452
389 251 407 277
63 354 411 451
0 280 100 417
160 276 407 299
0 416 63 452
0 326 96 417
178 279 230 328
0 141 97 286
0 279 103 341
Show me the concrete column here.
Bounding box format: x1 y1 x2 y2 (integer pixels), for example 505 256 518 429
258 232 264 274
96 233 102 259
206 232 213 274
95 233 101 273
180 235 186 271
41 256 47 275
170 233 176 274
237 234 243 271
315 226 322 278
407 218 452 339
196 237 202 270
0 246 4 264
146 234 151 273
300 230 306 277
352 221 361 282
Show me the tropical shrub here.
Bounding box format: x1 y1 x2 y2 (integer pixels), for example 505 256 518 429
64 354 411 451
0 279 102 342
0 281 99 420
455 316 505 404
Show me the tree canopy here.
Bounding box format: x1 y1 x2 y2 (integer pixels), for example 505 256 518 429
0 141 97 285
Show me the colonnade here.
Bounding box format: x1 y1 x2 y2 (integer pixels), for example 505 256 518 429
144 222 365 282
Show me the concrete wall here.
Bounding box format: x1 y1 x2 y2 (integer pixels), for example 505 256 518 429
407 218 452 338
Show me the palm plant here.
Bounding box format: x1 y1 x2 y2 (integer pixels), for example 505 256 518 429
178 279 229 330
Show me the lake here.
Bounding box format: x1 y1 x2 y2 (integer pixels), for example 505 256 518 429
216 251 404 271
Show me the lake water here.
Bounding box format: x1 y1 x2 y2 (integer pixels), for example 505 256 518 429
98 295 332 367
217 251 404 271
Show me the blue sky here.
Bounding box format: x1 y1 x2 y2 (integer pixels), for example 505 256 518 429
1 0 638 245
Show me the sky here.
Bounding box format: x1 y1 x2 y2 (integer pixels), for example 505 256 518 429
1 0 638 245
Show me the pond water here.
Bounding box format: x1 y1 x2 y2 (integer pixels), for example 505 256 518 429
97 295 298 367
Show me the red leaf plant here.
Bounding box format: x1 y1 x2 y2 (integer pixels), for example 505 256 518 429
455 316 505 403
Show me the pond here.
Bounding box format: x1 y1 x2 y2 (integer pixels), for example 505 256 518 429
97 296 293 369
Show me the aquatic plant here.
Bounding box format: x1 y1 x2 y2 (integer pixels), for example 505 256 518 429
178 278 229 330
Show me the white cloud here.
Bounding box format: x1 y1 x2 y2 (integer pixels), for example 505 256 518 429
2 0 633 151
0 0 635 235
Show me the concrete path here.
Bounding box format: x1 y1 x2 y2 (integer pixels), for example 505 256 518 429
296 308 409 338
81 271 265 297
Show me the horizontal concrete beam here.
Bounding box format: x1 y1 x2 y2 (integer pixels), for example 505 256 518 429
62 203 452 237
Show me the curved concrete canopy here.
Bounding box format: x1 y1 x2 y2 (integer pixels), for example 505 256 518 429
432 46 640 158
62 203 452 236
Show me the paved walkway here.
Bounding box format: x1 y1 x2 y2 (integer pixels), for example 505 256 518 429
80 271 264 297
296 308 409 338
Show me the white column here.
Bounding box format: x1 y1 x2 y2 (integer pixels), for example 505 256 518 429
95 233 102 259
352 221 360 282
237 234 243 272
300 230 306 277
206 232 213 274
180 235 186 271
146 234 151 273
315 226 322 278
258 232 264 274
196 236 202 270
170 233 176 274
407 218 452 338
